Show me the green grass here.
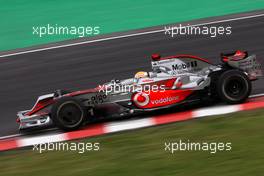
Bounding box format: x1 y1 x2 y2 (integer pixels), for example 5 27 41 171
1 109 264 176
1 0 264 51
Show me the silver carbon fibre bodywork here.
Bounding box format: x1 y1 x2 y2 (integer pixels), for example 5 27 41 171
17 93 54 129
17 110 52 129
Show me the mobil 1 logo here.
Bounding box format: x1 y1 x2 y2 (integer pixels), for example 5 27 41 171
172 61 197 71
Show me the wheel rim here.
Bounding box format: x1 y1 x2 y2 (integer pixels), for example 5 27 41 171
57 102 83 127
224 76 247 99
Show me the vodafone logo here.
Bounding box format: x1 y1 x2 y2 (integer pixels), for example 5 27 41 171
151 96 179 105
133 93 150 107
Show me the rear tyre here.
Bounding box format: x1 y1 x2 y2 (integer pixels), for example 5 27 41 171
51 97 87 131
217 69 251 104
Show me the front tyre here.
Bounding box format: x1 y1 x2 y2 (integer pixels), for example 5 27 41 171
217 70 251 104
51 97 86 131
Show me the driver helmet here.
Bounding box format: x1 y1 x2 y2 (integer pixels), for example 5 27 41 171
134 71 149 79
133 71 149 83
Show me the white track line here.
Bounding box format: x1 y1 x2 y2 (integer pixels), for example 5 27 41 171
0 127 57 140
249 93 264 98
1 13 264 58
0 134 21 140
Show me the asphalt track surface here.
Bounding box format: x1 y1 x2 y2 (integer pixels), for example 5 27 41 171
0 14 264 137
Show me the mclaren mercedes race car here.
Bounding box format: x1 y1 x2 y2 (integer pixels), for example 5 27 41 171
17 50 262 131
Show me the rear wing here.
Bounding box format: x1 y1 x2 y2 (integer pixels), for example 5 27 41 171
221 50 263 80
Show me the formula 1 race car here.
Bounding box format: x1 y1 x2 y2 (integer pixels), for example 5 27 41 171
17 50 262 131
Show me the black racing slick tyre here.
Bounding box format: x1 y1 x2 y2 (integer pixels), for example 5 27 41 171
51 97 87 131
217 70 251 104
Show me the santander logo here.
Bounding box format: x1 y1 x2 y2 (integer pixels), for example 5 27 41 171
151 96 179 105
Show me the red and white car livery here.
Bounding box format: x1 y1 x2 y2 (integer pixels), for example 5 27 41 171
17 51 262 131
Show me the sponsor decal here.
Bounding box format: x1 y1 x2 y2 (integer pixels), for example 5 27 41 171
87 94 107 105
151 96 179 105
172 61 197 70
133 93 150 107
142 79 154 83
133 90 192 108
